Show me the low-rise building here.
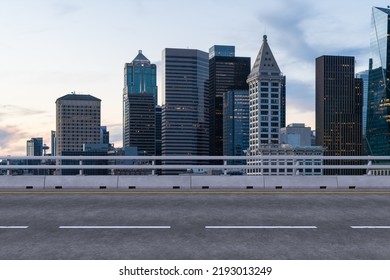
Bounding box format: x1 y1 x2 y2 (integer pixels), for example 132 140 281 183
247 144 324 176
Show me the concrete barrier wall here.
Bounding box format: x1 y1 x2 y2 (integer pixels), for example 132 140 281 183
264 176 338 189
191 175 264 189
45 176 118 189
118 176 191 189
0 175 389 189
0 176 45 189
336 176 390 189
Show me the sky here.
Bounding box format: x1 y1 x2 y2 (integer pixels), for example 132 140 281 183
0 0 384 155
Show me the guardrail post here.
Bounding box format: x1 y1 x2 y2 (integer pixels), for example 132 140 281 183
79 160 83 175
152 160 155 175
295 161 300 176
292 158 297 176
367 160 372 176
6 159 11 175
224 160 227 175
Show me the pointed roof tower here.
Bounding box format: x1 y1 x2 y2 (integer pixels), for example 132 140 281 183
376 6 390 14
131 50 151 66
247 35 281 81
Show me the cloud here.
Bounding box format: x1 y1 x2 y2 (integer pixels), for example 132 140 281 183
251 1 318 124
0 105 47 122
102 122 122 145
251 0 371 128
0 126 29 155
256 0 317 60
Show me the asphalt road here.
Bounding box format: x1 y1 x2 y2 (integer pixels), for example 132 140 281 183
1 190 390 259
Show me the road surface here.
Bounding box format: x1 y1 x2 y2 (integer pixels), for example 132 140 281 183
0 190 390 259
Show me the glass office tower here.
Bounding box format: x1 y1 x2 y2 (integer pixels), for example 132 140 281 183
209 45 250 156
367 7 390 156
123 50 157 156
316 55 363 156
316 55 363 175
356 70 369 155
223 90 249 165
161 48 209 174
356 71 369 135
124 50 157 103
26 137 43 156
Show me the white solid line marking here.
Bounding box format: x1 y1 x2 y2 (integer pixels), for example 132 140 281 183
205 226 317 229
0 226 29 229
351 226 390 229
59 226 171 229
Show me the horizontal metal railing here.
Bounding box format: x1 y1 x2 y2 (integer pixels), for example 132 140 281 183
0 155 390 175
1 155 390 160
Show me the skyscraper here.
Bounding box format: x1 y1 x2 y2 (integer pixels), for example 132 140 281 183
247 35 286 156
26 137 43 156
356 69 369 155
123 50 157 156
315 55 363 174
26 137 44 175
209 45 251 156
124 50 158 103
223 90 249 165
50 130 56 156
367 7 390 156
161 48 209 173
100 126 110 145
356 70 369 137
56 93 105 175
155 105 162 156
56 93 101 156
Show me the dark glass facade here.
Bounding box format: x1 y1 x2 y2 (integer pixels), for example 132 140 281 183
162 48 209 174
26 137 44 175
367 7 390 156
124 50 157 102
100 126 109 145
155 105 162 156
209 45 235 59
26 137 43 156
123 94 155 156
223 90 249 165
209 46 250 156
315 55 363 174
123 51 157 155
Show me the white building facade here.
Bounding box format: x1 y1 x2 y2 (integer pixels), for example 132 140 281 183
247 35 286 174
247 35 286 154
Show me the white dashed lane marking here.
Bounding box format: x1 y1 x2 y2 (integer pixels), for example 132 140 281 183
205 226 318 229
59 226 171 229
351 226 390 229
0 226 29 229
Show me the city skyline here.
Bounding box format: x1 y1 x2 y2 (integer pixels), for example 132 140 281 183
0 0 380 155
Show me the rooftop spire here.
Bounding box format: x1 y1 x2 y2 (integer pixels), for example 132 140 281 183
131 50 150 65
247 35 281 81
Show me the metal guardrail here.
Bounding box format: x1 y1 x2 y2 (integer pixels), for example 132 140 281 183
1 155 390 175
1 155 390 160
